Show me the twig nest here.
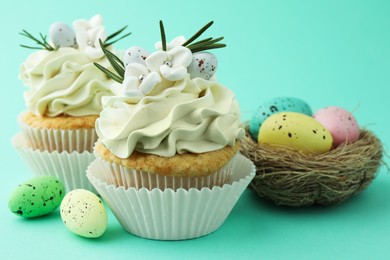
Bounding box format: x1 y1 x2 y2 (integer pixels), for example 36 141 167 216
240 127 384 207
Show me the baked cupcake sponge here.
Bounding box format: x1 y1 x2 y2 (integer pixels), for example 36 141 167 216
95 141 240 177
20 112 97 129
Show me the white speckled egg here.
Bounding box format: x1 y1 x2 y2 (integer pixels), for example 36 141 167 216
187 52 217 80
60 189 107 238
258 112 333 154
49 22 76 48
249 97 312 140
313 106 360 147
123 46 149 66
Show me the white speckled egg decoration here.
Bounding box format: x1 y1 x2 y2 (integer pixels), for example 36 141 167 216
313 106 360 147
187 52 217 80
258 112 333 155
60 189 107 238
123 46 149 66
49 22 76 48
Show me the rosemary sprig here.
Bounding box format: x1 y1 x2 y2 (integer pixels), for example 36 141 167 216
94 63 123 83
93 39 125 83
104 25 132 47
187 43 227 53
182 21 214 47
20 30 58 51
182 21 226 53
159 20 167 51
187 36 224 49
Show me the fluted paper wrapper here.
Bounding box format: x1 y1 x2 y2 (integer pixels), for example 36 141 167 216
12 133 97 193
95 153 234 191
87 154 255 240
19 121 97 153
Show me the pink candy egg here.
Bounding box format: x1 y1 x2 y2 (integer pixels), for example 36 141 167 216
313 106 360 147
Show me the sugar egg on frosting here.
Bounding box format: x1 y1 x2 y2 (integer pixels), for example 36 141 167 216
60 189 107 238
249 97 312 140
8 176 65 218
123 46 149 66
187 52 217 80
49 22 76 48
313 106 360 147
258 112 333 154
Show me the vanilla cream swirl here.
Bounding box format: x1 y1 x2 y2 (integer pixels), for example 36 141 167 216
96 76 244 158
20 47 114 117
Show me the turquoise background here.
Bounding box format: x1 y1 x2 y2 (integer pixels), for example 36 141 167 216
1 0 390 259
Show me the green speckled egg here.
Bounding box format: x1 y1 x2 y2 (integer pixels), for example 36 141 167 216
258 112 333 154
8 176 65 218
60 189 107 238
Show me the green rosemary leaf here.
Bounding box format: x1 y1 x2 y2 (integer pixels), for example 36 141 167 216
187 37 224 49
103 25 131 47
104 32 132 47
159 20 167 51
100 41 125 68
39 32 54 50
94 63 123 83
99 39 125 78
106 52 125 76
20 30 37 40
106 25 128 41
202 36 224 45
182 21 214 47
20 29 56 51
19 45 44 50
20 31 43 47
189 43 226 53
187 37 212 46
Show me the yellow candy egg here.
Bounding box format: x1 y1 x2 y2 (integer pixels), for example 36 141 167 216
258 112 333 154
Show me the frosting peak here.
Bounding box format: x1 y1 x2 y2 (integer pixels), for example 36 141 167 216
21 47 114 117
96 76 244 158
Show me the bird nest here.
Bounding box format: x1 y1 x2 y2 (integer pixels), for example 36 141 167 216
240 127 384 207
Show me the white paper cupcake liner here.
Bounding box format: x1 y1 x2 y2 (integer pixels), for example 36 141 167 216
12 133 97 193
95 152 234 191
19 120 97 153
87 154 255 240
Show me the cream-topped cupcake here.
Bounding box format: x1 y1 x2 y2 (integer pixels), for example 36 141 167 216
13 14 130 192
87 21 255 240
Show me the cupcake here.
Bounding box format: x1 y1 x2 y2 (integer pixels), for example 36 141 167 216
12 14 131 193
87 21 255 240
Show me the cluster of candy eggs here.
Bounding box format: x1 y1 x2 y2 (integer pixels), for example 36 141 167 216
9 176 107 238
249 97 360 155
123 46 218 80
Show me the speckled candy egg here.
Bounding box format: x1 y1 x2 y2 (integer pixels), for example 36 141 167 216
60 189 107 238
187 52 217 80
49 22 76 48
258 112 333 154
313 106 360 147
8 176 65 218
249 97 312 140
123 46 149 66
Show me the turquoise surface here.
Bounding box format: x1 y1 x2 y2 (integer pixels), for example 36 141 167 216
1 0 390 259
